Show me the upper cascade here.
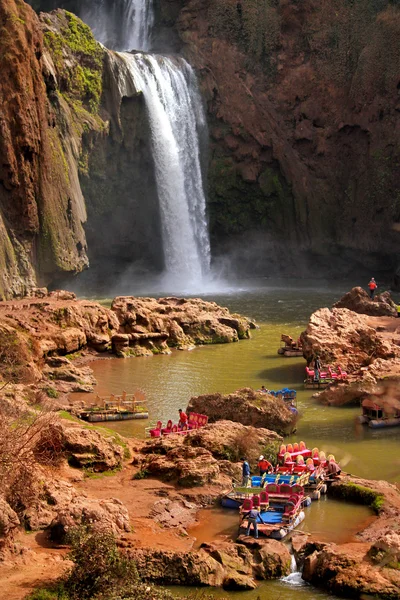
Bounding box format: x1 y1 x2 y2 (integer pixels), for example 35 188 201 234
121 52 211 288
80 0 153 51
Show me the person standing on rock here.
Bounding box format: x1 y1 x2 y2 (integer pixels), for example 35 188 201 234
242 458 251 487
244 507 265 539
368 278 377 299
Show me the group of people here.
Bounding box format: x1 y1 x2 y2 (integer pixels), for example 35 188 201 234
241 456 273 538
241 455 273 487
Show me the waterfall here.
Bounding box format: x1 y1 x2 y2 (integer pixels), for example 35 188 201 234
80 0 153 52
121 52 211 286
281 552 304 586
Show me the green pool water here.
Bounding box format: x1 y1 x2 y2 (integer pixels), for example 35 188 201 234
71 281 400 600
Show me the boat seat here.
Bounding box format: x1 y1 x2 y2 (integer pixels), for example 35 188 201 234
161 419 173 435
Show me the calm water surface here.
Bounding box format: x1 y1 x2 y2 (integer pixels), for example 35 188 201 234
73 282 400 484
72 281 399 600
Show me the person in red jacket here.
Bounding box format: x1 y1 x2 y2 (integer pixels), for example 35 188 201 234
257 455 273 476
178 409 188 429
368 277 377 299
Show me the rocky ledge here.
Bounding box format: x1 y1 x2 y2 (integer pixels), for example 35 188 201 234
187 388 297 435
299 476 400 599
136 420 281 488
0 289 255 397
300 287 400 406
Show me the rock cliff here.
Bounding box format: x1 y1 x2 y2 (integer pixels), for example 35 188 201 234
163 0 400 280
2 0 400 295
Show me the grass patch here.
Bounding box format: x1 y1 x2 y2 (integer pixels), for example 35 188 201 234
82 425 131 459
132 469 148 480
57 410 81 423
83 468 121 479
329 482 385 514
44 386 58 399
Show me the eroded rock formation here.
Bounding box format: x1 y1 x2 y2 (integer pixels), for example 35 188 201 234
187 388 296 435
300 293 400 405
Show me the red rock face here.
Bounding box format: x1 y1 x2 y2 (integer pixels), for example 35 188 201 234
0 0 90 298
161 0 400 277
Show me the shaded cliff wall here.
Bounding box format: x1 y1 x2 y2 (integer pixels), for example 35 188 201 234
0 0 89 298
0 2 162 297
155 0 400 278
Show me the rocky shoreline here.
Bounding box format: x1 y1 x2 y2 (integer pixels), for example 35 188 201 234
1 288 400 599
0 288 255 400
301 287 400 410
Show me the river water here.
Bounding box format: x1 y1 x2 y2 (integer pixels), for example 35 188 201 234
72 280 400 600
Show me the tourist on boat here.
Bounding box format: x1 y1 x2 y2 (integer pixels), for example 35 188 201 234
327 459 341 477
178 409 188 428
242 458 251 487
368 277 377 299
314 355 322 382
257 455 272 476
244 507 265 539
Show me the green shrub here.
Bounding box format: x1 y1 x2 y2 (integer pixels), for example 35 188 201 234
44 386 59 399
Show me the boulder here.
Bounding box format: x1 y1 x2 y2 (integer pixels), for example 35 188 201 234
127 548 226 586
187 388 295 435
58 424 124 471
144 445 220 486
302 543 400 599
301 307 399 373
183 420 282 464
0 497 20 554
334 287 397 317
49 497 130 542
111 296 254 350
236 536 292 578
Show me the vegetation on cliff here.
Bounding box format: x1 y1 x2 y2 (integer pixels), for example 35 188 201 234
43 11 104 113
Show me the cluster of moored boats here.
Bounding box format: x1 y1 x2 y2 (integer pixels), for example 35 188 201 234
221 442 340 540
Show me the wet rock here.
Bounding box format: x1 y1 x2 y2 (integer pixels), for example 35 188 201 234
222 573 257 590
237 536 291 578
111 296 254 350
334 287 397 317
187 388 295 435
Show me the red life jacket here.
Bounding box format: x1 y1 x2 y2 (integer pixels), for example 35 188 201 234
368 281 377 290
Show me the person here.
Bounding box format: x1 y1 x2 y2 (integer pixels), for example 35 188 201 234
327 459 342 477
242 458 251 487
259 385 268 393
178 409 188 429
368 278 377 299
244 507 265 538
397 304 400 319
257 455 272 476
314 355 321 382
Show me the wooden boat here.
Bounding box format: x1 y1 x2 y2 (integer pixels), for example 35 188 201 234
357 398 400 429
76 391 148 422
221 473 312 508
238 495 306 540
277 334 303 357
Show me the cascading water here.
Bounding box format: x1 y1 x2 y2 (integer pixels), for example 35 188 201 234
121 51 211 287
80 0 153 52
77 0 212 290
